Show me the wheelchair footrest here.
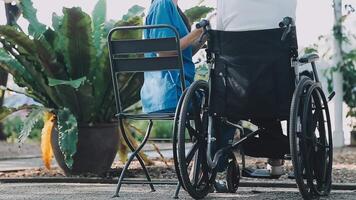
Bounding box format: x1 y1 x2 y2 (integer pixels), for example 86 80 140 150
241 167 281 179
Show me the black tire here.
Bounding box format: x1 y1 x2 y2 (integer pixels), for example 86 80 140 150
290 76 333 200
177 80 215 199
173 89 187 189
226 152 240 193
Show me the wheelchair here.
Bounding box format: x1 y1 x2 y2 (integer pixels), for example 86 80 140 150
173 17 334 200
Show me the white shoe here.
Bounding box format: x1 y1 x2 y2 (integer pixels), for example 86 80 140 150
267 159 285 176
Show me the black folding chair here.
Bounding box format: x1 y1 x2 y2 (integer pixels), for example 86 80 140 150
107 25 186 197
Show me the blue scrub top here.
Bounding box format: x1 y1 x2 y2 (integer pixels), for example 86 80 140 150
141 0 195 113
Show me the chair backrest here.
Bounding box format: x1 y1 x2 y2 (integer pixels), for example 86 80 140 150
107 25 186 113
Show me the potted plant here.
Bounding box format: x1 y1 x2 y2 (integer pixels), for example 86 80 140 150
0 0 145 175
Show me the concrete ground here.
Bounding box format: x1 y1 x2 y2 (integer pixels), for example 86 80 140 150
0 183 355 200
0 143 355 200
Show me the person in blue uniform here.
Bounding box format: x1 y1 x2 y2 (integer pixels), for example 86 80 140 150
141 0 235 192
141 0 204 113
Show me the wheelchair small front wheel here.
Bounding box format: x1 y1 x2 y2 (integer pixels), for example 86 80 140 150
290 76 333 200
177 80 216 199
226 152 240 193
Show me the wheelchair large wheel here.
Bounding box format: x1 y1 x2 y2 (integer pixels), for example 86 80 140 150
172 89 187 189
177 80 216 199
290 76 333 200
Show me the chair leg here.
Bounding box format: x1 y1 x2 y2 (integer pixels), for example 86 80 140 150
173 182 181 199
113 120 155 197
113 149 139 197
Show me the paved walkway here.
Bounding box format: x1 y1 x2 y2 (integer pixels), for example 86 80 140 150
0 183 355 200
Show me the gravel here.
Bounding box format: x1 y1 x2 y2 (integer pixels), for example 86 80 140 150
0 141 355 184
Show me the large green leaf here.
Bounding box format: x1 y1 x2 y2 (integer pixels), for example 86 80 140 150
0 48 30 81
58 8 97 121
19 0 47 39
0 26 65 108
52 13 63 32
184 6 214 23
0 26 44 83
61 7 95 79
92 0 106 56
122 5 145 21
57 108 78 169
0 45 48 104
0 25 37 56
0 105 37 122
113 16 143 39
48 76 86 89
19 107 48 144
51 14 68 73
46 17 80 114
33 36 69 80
0 107 17 122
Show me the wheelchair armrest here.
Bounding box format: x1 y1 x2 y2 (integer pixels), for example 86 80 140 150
299 53 319 63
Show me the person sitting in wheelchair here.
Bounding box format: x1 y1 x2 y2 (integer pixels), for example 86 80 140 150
215 0 297 177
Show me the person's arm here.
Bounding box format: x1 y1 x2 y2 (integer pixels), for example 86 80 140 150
162 28 204 56
191 34 207 55
180 28 203 50
148 0 203 56
158 28 203 57
190 13 216 55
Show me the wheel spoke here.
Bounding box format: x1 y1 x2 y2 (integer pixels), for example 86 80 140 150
186 142 200 165
185 121 196 138
192 93 203 132
311 110 320 134
192 148 202 187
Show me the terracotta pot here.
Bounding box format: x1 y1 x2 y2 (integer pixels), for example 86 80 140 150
351 130 356 146
51 123 119 176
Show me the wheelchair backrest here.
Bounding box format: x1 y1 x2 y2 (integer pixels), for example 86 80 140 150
206 28 296 120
